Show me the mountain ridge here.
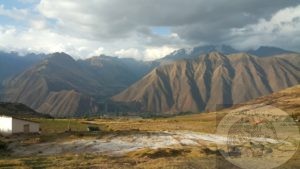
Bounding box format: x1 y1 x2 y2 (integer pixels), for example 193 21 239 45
159 45 297 62
2 52 157 117
1 47 299 117
112 52 300 114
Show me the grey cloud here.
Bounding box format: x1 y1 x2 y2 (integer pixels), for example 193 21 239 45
36 0 300 53
39 0 299 41
173 0 300 44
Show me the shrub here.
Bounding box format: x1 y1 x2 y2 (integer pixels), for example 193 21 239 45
0 140 7 151
87 126 100 132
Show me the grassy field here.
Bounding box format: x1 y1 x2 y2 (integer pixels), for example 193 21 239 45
0 113 221 169
78 112 222 134
1 113 220 144
0 145 299 169
0 114 298 169
0 106 299 168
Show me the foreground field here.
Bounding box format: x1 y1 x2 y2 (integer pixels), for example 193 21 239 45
1 85 300 168
0 114 226 169
1 149 299 169
0 110 299 169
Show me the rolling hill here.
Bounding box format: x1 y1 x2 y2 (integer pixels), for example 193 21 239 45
238 84 300 116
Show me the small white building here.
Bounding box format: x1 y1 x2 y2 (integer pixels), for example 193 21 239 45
0 115 40 135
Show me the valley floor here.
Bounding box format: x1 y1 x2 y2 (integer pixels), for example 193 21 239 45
1 101 300 169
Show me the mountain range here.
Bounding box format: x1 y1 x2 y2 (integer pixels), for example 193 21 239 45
113 52 300 114
160 45 296 62
0 52 45 92
1 53 157 117
0 45 299 117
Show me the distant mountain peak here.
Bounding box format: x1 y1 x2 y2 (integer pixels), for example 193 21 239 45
45 52 75 64
97 54 116 59
88 55 124 62
49 52 73 58
257 46 285 50
247 46 296 57
160 45 297 62
161 44 239 62
51 52 70 56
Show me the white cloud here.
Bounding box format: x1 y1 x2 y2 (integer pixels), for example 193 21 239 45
144 46 177 61
1 0 299 60
114 46 177 60
229 5 300 50
0 5 28 20
0 24 176 60
0 26 105 59
90 47 104 57
115 48 141 59
170 33 179 39
30 19 47 30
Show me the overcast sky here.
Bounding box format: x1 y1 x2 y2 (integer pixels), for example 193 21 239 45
0 0 300 60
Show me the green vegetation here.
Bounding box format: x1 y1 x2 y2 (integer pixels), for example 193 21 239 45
23 118 109 143
36 119 88 133
0 140 7 151
0 140 8 157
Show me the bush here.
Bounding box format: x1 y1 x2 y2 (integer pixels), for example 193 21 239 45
87 126 100 132
0 140 7 151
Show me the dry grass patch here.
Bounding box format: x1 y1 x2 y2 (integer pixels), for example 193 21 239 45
128 148 191 159
82 112 220 133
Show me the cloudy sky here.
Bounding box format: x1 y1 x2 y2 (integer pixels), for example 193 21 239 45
0 0 300 60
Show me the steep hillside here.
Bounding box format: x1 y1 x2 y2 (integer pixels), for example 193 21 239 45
2 53 156 117
0 52 45 83
79 55 157 97
0 52 45 98
0 102 50 118
2 50 299 117
113 52 300 114
239 85 300 116
36 90 100 117
3 52 102 114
